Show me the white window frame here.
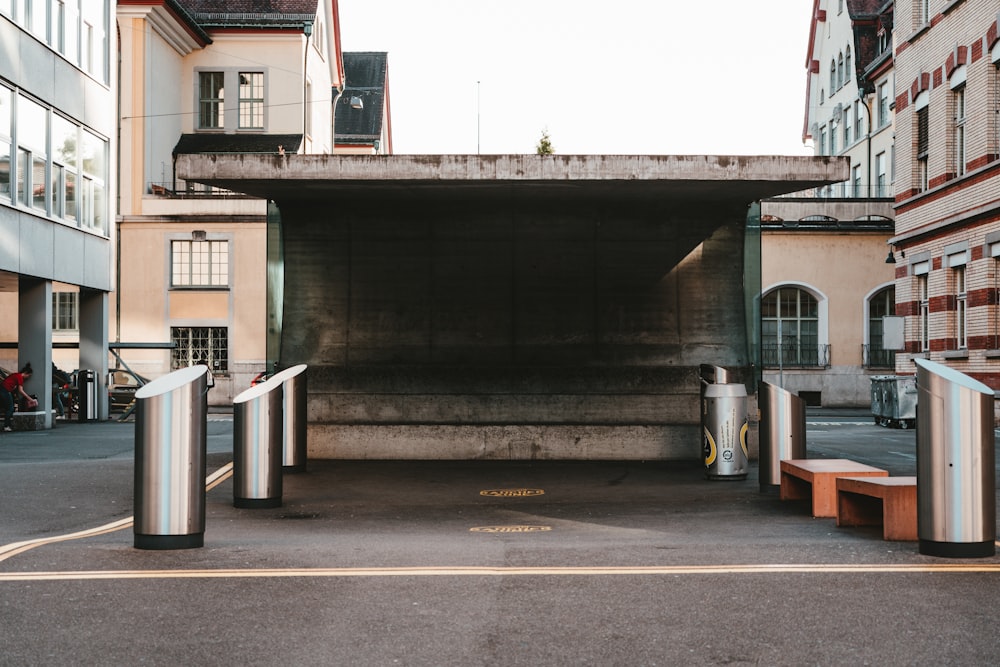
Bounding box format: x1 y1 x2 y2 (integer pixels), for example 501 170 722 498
171 239 231 288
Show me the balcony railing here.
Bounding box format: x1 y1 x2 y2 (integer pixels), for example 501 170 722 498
148 181 255 198
863 345 896 369
762 343 831 368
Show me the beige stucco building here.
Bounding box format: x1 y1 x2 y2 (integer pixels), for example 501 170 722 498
115 0 344 404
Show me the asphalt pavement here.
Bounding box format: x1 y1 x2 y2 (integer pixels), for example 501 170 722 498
1 411 998 666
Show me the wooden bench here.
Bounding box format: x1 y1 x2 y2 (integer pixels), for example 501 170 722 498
836 476 917 541
780 459 888 518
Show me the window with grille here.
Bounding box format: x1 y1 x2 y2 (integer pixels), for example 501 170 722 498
171 327 228 374
868 287 895 367
171 240 229 287
238 72 264 129
761 287 821 367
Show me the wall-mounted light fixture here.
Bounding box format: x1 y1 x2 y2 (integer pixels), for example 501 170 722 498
192 230 207 242
350 96 364 110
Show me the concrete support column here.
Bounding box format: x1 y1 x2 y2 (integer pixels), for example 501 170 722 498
79 289 109 421
18 278 53 429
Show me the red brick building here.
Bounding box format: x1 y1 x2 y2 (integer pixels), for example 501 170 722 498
891 1 1000 395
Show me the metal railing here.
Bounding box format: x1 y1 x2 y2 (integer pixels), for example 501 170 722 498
147 181 255 199
761 343 831 368
863 344 896 369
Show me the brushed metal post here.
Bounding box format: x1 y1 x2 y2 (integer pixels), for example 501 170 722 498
133 365 208 550
758 381 807 491
915 359 996 558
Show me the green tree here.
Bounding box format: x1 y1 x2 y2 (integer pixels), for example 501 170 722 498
535 129 554 155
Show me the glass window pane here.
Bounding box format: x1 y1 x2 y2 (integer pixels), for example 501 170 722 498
0 140 9 199
81 130 105 177
32 155 46 211
52 115 77 165
0 86 10 139
50 163 63 216
64 170 76 220
17 95 47 152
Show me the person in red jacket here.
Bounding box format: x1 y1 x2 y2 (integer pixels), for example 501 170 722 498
2 363 33 432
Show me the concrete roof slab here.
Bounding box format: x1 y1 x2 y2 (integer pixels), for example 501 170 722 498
176 154 849 207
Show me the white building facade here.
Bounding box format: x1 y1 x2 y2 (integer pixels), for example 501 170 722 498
0 0 116 425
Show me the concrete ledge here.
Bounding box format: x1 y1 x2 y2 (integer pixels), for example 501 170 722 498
11 411 47 431
307 423 703 460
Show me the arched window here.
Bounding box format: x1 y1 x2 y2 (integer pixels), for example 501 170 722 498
830 60 837 92
867 286 896 368
845 47 852 86
837 53 844 88
762 287 822 367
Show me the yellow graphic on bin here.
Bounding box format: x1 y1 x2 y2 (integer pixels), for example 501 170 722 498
703 426 717 466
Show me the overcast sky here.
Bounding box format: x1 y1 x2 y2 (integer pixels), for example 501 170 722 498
338 0 816 156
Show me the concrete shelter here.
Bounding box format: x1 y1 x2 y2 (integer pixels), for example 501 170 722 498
176 154 847 460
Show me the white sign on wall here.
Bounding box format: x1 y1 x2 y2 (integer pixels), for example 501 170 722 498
883 316 905 351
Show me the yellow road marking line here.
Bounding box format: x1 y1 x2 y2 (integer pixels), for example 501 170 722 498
3 563 1000 582
0 462 234 564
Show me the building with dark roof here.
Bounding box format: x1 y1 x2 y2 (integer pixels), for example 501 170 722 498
335 52 393 154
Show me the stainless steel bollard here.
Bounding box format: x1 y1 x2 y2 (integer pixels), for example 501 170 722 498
233 378 284 508
133 366 208 550
915 359 996 558
702 383 749 480
270 364 308 473
758 381 807 491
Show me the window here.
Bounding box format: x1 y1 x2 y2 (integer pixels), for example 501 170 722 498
876 152 887 197
955 266 967 349
918 0 929 25
854 100 864 140
868 287 896 367
878 82 890 128
916 105 929 192
955 86 966 177
16 94 47 211
852 164 862 197
878 29 889 55
171 327 228 374
80 130 106 232
761 287 821 366
819 127 827 156
845 47 852 86
837 53 844 89
51 114 77 220
171 240 229 287
830 60 836 92
0 86 9 200
844 106 852 146
52 292 78 331
918 274 929 352
238 72 264 129
199 72 225 129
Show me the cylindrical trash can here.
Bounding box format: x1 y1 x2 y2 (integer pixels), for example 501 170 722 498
269 364 308 473
758 381 807 491
133 365 208 550
702 383 749 480
78 369 97 422
915 359 996 558
233 378 284 508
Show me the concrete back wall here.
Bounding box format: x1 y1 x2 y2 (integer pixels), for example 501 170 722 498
278 192 749 460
